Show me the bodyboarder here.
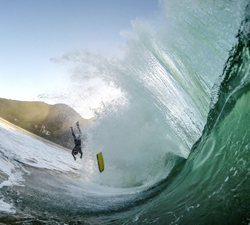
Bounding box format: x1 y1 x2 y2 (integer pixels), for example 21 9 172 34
71 121 83 161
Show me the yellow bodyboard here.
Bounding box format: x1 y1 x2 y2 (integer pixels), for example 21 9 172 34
97 152 104 173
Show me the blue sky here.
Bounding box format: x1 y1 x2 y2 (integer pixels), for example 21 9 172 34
0 0 160 103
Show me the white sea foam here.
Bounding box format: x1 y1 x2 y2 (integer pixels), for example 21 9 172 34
0 199 15 214
0 119 89 195
0 120 82 172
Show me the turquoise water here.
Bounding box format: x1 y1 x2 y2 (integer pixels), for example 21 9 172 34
1 1 250 224
121 12 250 223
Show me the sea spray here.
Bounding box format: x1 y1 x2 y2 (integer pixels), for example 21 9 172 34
1 0 248 223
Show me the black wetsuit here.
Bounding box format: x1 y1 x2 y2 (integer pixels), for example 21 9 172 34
71 125 83 160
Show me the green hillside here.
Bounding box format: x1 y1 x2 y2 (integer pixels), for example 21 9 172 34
0 98 91 149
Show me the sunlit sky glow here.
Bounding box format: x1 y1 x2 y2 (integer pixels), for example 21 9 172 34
0 0 160 109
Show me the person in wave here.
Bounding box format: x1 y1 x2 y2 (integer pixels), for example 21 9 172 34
71 121 83 161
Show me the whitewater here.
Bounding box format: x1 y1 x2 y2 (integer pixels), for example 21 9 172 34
1 0 250 224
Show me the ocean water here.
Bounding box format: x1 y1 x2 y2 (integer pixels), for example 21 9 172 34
1 0 250 224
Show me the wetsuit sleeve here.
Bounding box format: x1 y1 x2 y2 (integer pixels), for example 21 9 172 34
71 128 76 139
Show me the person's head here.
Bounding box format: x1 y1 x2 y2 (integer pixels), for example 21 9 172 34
77 135 81 140
73 150 78 155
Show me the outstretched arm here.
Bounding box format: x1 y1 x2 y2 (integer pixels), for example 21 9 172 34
71 127 76 139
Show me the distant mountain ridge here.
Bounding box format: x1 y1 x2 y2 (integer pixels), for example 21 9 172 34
0 98 91 149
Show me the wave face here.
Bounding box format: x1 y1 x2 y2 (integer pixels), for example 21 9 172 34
1 0 250 224
122 4 250 224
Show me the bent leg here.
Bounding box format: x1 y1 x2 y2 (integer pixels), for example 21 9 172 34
76 123 82 136
72 148 76 161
